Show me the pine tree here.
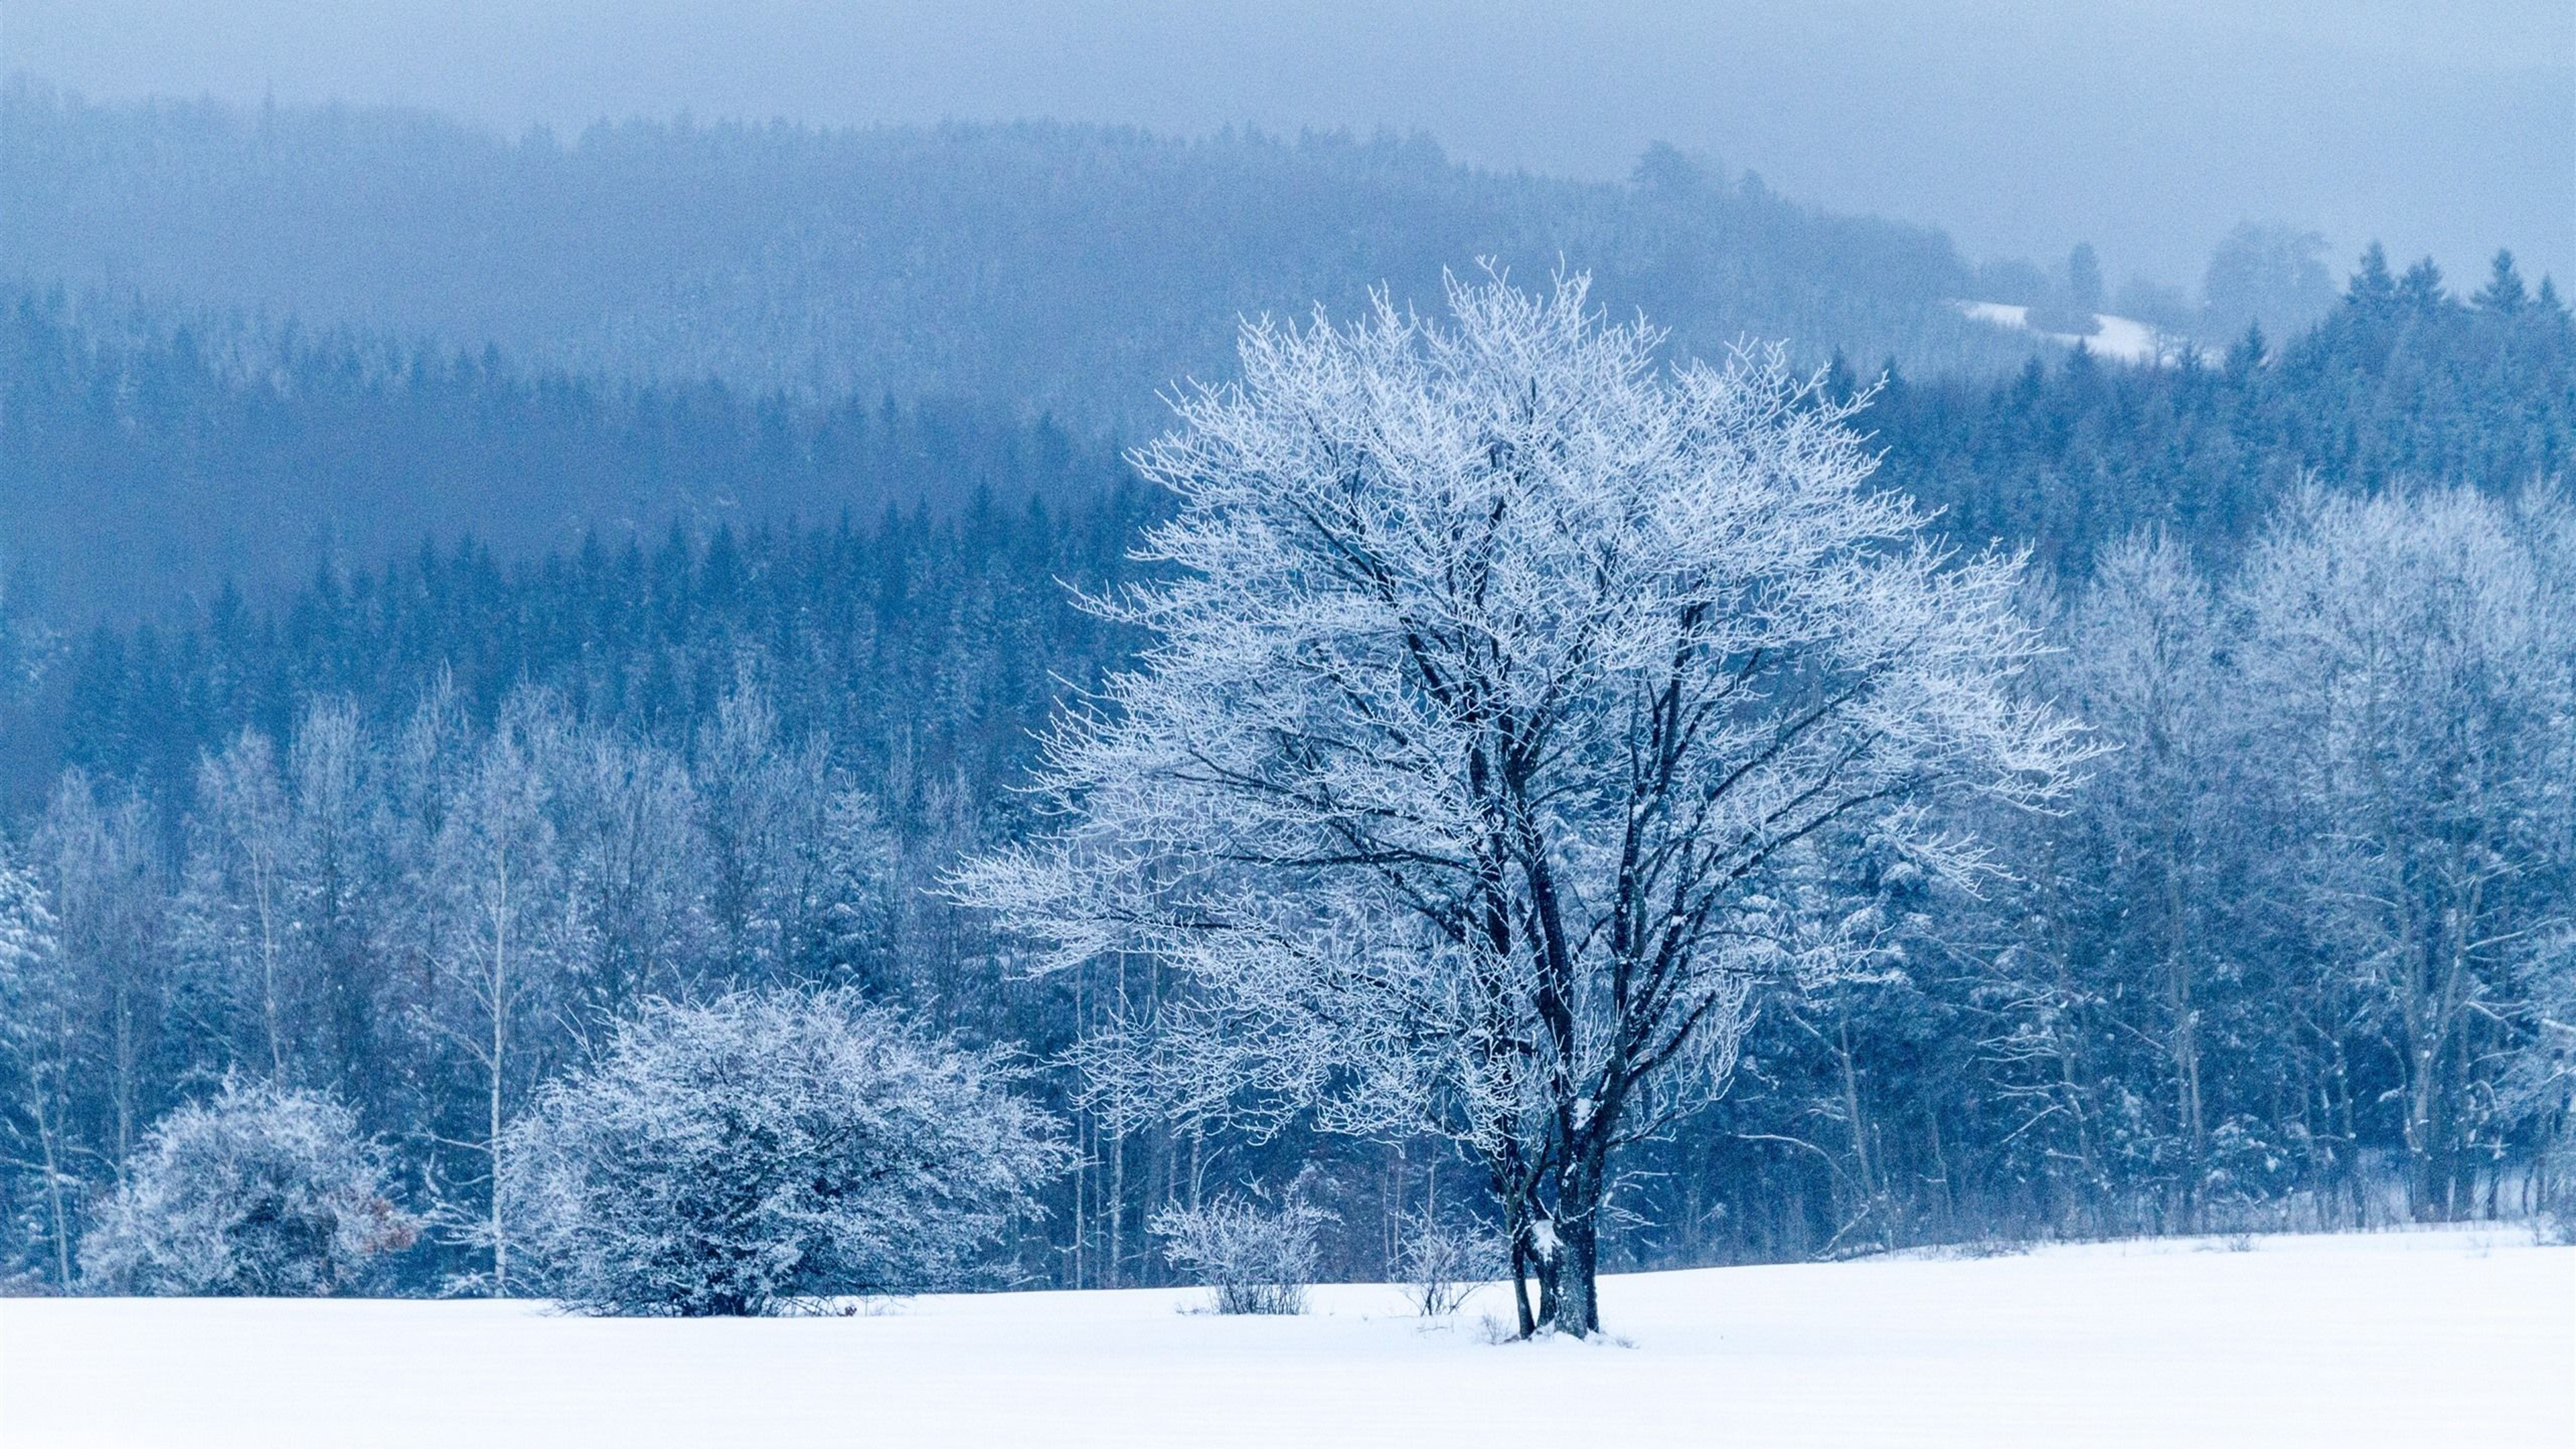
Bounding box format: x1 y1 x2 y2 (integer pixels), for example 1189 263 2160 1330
2473 250 2528 315
2397 256 2451 311
2226 323 2268 378
2349 242 2398 309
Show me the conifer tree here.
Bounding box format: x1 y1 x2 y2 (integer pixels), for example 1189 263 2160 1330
2473 250 2528 315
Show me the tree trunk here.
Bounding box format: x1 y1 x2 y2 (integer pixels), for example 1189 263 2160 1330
1106 1125 1126 1289
490 854 510 1296
1834 1002 1886 1244
257 864 286 1080
1548 1211 1601 1336
2164 853 2206 1232
1507 1234 1536 1338
29 1072 71 1291
1525 1129 1607 1330
1501 1187 1538 1338
1538 1143 1606 1336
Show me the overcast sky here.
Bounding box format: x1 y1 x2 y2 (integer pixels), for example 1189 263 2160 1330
9 0 2571 288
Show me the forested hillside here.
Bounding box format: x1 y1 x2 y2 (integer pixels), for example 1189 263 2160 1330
5 244 2562 633
2 81 2050 429
5 262 2567 1293
0 287 1119 621
1878 246 2575 569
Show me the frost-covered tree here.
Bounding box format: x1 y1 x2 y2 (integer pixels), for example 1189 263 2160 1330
173 730 298 1079
547 727 708 1020
415 692 572 1295
0 835 78 1289
78 1078 416 1295
957 272 2086 1335
30 773 170 1174
692 684 891 987
2233 486 2576 1218
500 989 1065 1316
282 700 397 1102
2047 531 2237 1223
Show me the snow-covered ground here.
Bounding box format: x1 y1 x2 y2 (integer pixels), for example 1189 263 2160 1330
1959 299 2192 366
3 1228 2567 1447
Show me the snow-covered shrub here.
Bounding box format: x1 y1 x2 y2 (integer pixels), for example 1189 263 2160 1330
1393 1210 1502 1316
2201 1115 2296 1233
501 989 1065 1316
79 1079 416 1295
1149 1191 1335 1315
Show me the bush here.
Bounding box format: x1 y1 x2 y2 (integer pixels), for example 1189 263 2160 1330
1393 1210 1503 1316
80 1079 415 1295
1149 1191 1335 1315
500 989 1066 1316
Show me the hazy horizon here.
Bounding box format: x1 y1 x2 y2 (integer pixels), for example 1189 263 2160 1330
9 0 2571 291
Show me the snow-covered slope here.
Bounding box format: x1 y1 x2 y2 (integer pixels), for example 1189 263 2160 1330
1960 299 2194 365
3 1229 2567 1447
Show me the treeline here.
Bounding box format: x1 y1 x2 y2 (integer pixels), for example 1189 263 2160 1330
1651 486 2576 1262
2 81 2050 428
0 682 1081 1293
28 488 1157 822
1 489 1165 1291
1874 245 2576 574
2 257 2571 1293
10 241 2567 639
0 286 1120 623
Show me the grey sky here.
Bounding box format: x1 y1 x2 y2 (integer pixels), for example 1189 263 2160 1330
9 0 2571 288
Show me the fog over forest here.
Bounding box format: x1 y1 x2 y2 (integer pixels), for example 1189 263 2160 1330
12 0 2572 288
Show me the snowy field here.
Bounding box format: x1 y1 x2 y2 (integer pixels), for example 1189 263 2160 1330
3 1228 2567 1448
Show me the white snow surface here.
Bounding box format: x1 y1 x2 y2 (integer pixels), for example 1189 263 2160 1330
3 1228 2567 1447
1959 299 2189 366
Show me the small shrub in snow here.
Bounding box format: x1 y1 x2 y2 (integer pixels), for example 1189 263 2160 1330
1394 1210 1503 1316
1150 1191 1335 1315
80 1079 415 1295
501 989 1065 1316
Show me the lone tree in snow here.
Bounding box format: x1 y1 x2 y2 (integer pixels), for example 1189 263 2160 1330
500 989 1066 1316
956 270 2086 1336
78 1078 417 1295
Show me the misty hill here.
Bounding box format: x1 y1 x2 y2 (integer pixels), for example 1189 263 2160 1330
3 80 2055 425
